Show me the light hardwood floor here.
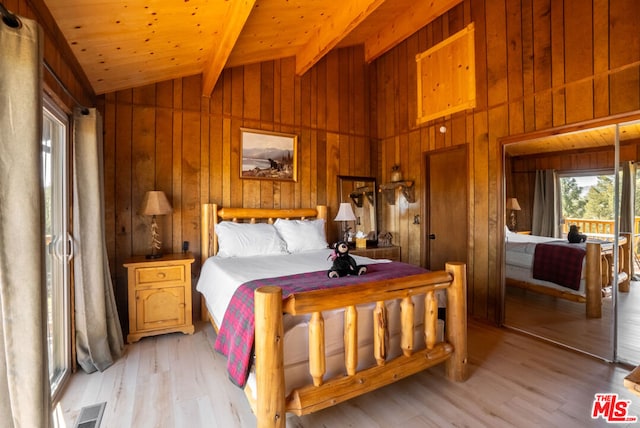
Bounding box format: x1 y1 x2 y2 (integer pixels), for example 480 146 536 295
55 320 639 428
505 281 640 362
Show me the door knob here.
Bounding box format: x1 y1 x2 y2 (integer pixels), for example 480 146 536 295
429 234 436 240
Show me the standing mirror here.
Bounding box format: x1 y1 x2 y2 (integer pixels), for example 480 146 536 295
503 116 640 364
616 119 640 365
338 176 378 244
502 124 618 361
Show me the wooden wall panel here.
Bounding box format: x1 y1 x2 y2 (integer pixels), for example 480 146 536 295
48 0 636 327
507 143 640 231
549 0 565 127
609 0 640 115
102 47 372 321
114 94 133 331
370 0 640 322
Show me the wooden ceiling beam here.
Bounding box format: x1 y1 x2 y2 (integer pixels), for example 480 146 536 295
295 0 386 76
364 0 463 63
202 0 256 97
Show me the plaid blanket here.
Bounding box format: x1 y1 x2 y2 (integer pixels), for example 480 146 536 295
214 262 428 387
532 241 586 291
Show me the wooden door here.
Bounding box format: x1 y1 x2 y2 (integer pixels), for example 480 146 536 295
424 146 468 270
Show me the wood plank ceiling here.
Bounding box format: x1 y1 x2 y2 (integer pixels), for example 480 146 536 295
504 120 640 157
43 0 462 96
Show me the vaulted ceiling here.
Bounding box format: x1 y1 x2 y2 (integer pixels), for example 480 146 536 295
43 0 462 96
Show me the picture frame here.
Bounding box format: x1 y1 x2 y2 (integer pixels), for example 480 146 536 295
240 128 298 181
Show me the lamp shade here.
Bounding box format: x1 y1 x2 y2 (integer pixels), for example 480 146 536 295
334 202 356 222
506 198 521 211
139 191 173 216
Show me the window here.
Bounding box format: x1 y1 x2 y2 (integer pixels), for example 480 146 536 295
42 97 71 399
560 172 615 236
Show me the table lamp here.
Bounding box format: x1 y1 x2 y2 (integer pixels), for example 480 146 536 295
506 197 521 231
139 191 173 259
334 202 357 243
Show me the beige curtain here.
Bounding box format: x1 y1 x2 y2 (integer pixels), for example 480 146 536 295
0 15 52 428
73 108 124 372
621 161 636 276
620 161 636 234
532 169 562 238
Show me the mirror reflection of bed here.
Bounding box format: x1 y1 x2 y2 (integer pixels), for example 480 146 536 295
502 118 640 364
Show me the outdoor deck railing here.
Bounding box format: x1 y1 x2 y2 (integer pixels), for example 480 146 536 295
563 217 640 236
563 217 640 255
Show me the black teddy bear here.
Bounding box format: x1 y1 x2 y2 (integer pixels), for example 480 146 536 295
567 224 587 243
327 241 368 278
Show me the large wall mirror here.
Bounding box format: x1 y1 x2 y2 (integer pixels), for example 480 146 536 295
338 176 378 244
502 116 640 364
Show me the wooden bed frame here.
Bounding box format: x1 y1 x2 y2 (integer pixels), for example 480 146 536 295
200 203 468 427
505 233 631 318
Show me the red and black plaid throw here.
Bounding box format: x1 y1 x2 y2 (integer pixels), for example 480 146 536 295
214 261 428 387
532 242 586 291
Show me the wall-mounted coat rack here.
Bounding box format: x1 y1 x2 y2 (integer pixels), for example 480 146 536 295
379 181 415 205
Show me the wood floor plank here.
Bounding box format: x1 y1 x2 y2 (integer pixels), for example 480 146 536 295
56 320 640 427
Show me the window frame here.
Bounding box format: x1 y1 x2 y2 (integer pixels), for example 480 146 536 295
42 95 72 401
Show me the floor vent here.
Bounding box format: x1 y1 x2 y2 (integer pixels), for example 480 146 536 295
73 402 106 428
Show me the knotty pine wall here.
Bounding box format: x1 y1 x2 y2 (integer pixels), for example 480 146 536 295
100 49 374 326
507 142 640 232
100 0 640 327
371 0 640 321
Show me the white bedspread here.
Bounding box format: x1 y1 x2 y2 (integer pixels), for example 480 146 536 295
197 249 443 396
504 229 587 294
196 248 388 327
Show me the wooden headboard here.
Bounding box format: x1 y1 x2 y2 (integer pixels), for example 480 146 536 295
200 204 328 264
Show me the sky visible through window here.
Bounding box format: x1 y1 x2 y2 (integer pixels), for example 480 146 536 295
573 176 598 195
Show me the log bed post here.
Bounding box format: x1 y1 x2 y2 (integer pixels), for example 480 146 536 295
425 291 438 350
200 204 213 322
445 262 468 381
344 306 358 376
255 286 285 428
400 297 415 356
309 312 326 386
619 232 631 293
373 301 388 365
585 242 602 319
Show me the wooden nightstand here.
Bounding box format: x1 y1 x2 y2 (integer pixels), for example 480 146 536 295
124 253 195 343
351 245 401 261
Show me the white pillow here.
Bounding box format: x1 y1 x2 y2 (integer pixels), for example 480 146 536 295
274 218 328 253
215 221 287 258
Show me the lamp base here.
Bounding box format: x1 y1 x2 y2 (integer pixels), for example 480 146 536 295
145 253 163 259
509 211 517 231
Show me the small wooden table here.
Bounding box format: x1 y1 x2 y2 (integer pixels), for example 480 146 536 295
124 253 195 343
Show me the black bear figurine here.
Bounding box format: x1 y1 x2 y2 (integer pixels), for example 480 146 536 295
567 224 587 243
327 241 367 278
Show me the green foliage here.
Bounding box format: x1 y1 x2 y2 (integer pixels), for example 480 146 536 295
560 175 615 220
560 178 586 218
583 176 614 220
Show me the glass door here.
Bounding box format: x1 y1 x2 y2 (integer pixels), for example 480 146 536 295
42 97 71 399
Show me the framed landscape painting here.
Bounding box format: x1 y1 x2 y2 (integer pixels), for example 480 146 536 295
240 128 298 181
